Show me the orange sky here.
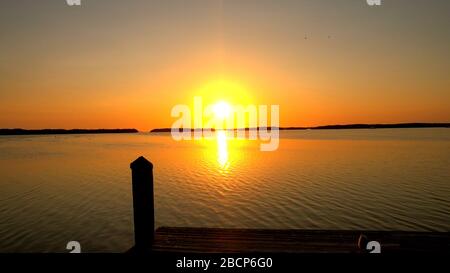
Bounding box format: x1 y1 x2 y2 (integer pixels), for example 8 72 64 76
0 1 449 131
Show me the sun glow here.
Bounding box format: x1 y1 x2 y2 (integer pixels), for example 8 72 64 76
194 79 253 107
213 101 232 120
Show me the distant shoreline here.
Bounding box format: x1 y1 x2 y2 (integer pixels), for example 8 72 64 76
1 123 448 136
0 128 138 136
150 123 450 133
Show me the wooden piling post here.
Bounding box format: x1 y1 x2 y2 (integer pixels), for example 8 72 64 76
130 156 154 251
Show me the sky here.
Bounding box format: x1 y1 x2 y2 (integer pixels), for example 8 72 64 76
0 0 449 131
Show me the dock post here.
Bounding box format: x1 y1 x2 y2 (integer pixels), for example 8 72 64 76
130 156 154 251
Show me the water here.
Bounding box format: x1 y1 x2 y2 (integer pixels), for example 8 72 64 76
0 129 449 252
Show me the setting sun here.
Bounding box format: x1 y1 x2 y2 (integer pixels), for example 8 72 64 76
213 101 232 120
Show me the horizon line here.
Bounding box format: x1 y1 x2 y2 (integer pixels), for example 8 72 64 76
1 122 450 133
150 122 450 132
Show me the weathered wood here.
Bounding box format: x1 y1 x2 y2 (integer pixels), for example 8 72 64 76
149 227 449 253
130 156 154 251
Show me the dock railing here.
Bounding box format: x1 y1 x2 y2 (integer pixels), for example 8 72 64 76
130 156 155 251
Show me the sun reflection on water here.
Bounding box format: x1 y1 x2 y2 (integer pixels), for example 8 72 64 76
197 130 252 173
217 131 229 169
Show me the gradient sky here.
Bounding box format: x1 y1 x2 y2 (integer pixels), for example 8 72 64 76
0 0 449 131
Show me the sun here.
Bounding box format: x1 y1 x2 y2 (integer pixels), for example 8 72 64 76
213 101 232 120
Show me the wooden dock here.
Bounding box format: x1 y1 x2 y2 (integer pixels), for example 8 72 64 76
128 156 450 254
148 227 449 253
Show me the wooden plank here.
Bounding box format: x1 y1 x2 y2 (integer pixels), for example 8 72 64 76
148 227 450 253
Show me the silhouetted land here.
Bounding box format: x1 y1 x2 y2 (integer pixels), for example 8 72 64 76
150 123 449 133
0 128 138 135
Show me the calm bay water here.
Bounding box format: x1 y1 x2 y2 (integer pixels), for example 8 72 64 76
0 129 449 252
